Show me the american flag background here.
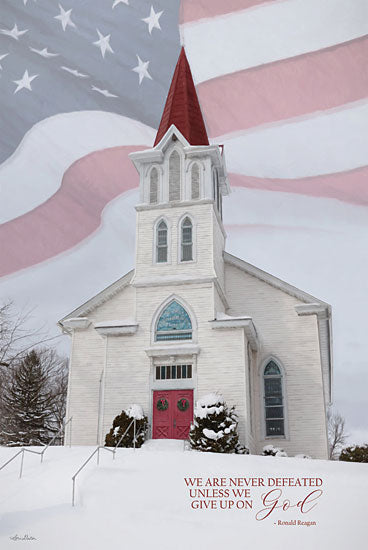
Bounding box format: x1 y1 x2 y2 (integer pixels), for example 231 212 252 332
0 1 367 442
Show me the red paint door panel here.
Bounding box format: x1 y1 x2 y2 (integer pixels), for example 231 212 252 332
173 390 193 439
153 389 193 439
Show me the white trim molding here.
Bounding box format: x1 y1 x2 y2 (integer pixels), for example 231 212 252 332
61 317 91 330
145 344 200 358
94 320 138 337
210 315 258 351
295 303 330 319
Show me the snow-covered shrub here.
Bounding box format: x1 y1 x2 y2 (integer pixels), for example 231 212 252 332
295 453 312 459
339 444 368 463
105 404 148 448
262 444 288 457
235 442 250 455
189 393 242 454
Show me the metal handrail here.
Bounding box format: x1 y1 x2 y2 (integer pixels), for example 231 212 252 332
0 416 73 478
72 418 139 506
72 446 115 506
114 418 135 450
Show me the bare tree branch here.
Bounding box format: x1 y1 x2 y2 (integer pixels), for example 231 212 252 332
327 409 349 460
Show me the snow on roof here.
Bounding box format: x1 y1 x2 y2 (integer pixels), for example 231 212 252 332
215 312 252 321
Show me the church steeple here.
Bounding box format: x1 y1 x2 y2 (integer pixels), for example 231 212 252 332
154 48 209 147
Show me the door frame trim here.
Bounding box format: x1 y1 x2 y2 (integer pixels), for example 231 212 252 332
148 355 197 439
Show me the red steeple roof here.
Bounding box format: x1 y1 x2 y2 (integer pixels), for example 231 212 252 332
154 48 209 147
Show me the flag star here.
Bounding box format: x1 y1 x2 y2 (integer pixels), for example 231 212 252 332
0 24 28 40
142 6 163 34
29 46 59 58
61 66 89 78
93 29 114 58
91 85 118 98
13 70 38 94
132 55 152 85
54 4 76 31
112 0 129 8
0 53 9 70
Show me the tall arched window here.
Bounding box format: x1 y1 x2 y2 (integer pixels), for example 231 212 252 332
149 167 158 204
213 169 222 217
191 163 200 200
155 300 192 341
169 150 181 201
181 217 193 262
156 220 168 263
263 360 285 436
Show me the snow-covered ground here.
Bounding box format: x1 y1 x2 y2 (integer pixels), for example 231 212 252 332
0 441 366 549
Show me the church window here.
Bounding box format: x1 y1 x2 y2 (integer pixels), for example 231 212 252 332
213 169 222 219
149 167 158 204
181 217 193 262
155 364 192 380
156 220 168 263
169 150 181 201
191 163 200 199
263 360 285 436
156 300 192 341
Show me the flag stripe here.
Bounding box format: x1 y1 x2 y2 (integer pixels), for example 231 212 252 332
199 37 368 138
221 100 368 178
0 146 142 278
0 112 155 224
229 166 368 207
180 0 277 24
182 0 368 83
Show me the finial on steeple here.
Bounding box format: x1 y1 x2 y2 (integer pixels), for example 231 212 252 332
154 48 209 147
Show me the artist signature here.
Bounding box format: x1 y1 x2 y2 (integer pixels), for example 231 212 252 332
10 534 37 542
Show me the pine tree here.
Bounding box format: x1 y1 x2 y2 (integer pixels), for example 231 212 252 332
189 393 242 453
339 444 368 463
2 350 56 446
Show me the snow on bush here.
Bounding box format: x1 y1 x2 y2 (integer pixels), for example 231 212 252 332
189 393 246 454
339 444 368 463
262 444 288 457
295 453 312 459
126 404 144 420
105 405 148 448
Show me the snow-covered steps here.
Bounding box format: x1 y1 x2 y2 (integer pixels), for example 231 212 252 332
140 439 186 453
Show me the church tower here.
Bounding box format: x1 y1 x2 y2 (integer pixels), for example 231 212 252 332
129 48 230 312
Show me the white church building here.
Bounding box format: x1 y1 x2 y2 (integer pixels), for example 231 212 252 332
59 49 332 459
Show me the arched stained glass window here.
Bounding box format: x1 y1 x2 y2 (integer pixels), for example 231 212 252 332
191 163 200 199
264 360 285 436
169 150 181 201
181 217 193 262
149 167 158 204
156 220 168 263
156 300 192 341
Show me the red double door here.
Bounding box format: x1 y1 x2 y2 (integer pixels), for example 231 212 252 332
152 389 193 439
